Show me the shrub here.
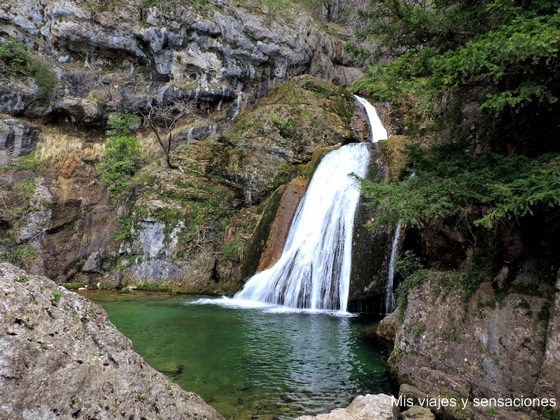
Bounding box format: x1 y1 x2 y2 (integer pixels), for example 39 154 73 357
98 113 142 201
359 148 560 229
98 135 141 200
0 37 58 98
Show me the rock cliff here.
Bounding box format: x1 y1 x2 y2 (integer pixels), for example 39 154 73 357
0 0 360 125
389 275 559 418
0 0 370 293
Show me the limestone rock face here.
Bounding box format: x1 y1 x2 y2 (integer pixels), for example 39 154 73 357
0 0 360 125
376 311 397 342
536 272 560 402
0 263 222 419
0 119 39 165
390 273 559 419
298 394 397 420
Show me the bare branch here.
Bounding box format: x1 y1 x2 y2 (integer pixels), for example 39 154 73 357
135 91 194 169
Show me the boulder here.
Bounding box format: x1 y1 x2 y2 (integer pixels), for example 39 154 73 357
0 263 222 419
401 406 435 419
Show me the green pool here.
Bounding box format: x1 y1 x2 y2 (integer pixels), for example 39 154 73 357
85 291 390 418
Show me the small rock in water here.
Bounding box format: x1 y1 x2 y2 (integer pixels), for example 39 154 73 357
297 394 397 419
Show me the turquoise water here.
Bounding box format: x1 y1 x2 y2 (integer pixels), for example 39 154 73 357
86 291 390 419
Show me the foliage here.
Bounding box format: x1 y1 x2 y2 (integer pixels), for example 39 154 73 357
30 60 58 97
270 114 294 138
7 152 39 171
355 1 560 148
222 239 244 262
107 113 140 138
0 37 30 72
359 148 560 229
0 37 58 98
62 282 86 290
98 116 142 201
113 216 134 242
0 243 39 266
394 251 428 323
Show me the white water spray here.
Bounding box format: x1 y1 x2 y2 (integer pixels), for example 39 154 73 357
234 96 387 312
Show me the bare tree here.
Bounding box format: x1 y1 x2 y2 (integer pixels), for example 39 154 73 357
137 91 194 170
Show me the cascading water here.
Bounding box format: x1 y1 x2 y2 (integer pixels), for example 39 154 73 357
233 96 388 312
384 173 414 315
354 96 388 142
234 143 369 311
384 224 401 314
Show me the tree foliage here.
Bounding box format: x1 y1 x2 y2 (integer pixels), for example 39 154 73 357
355 0 560 234
0 37 58 98
355 0 560 150
359 148 560 229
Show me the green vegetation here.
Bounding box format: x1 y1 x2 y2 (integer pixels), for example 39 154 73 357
355 1 560 258
0 37 58 98
6 152 39 171
98 113 142 201
0 243 39 266
356 0 560 295
360 150 560 229
356 0 560 235
113 216 134 242
270 115 294 138
394 251 428 323
356 1 559 138
62 282 86 290
52 291 62 303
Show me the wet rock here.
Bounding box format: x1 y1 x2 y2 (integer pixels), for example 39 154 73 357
0 263 222 419
376 311 397 342
256 178 308 271
298 394 397 419
349 142 391 313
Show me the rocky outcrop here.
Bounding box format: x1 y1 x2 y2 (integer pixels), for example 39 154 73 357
536 273 560 403
0 263 222 419
298 394 397 420
0 119 39 165
389 270 559 419
348 136 392 313
1 0 361 128
256 177 308 272
97 76 362 292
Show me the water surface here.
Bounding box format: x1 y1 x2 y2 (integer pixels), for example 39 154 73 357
86 291 390 419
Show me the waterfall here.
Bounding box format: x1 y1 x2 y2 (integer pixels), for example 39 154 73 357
354 96 388 142
385 224 401 314
232 96 388 312
385 173 414 314
235 143 370 311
